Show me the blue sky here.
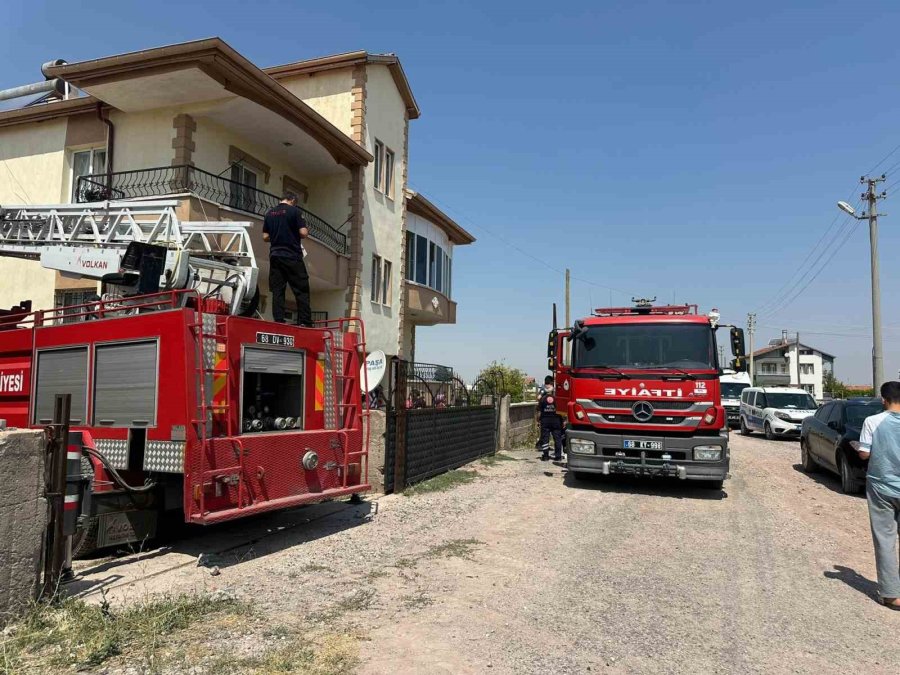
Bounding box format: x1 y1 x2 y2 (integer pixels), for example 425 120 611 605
5 0 900 384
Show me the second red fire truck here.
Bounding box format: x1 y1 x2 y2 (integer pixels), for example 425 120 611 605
548 299 746 489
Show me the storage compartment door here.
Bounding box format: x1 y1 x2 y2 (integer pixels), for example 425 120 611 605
93 341 158 427
33 347 88 425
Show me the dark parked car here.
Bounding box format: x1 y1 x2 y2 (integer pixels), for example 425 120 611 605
799 398 883 493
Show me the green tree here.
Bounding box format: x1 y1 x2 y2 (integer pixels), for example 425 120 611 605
474 361 528 403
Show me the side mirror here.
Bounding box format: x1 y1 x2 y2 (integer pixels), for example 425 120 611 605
730 356 747 373
730 327 746 358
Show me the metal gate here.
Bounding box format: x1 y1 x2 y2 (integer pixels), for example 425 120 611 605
383 359 501 492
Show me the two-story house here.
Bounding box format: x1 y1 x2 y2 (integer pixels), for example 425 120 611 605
0 38 473 360
752 332 835 400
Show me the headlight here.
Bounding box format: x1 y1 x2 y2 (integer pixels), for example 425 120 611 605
569 439 595 455
693 445 722 461
774 412 791 421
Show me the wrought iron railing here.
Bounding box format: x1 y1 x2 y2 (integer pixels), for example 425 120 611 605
76 165 348 254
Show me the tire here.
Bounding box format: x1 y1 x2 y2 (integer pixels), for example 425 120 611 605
740 417 752 436
764 422 775 441
838 453 859 494
800 439 818 472
71 517 100 559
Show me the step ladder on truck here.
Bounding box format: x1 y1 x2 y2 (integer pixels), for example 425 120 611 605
0 200 370 555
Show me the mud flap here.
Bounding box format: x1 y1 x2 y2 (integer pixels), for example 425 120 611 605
97 510 158 549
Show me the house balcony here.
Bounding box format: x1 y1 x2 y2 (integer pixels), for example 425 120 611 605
76 165 347 254
75 165 350 294
404 281 456 326
755 373 791 387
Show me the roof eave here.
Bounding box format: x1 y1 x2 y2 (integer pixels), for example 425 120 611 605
405 189 476 245
45 37 372 167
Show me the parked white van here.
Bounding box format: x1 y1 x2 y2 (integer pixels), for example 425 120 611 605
739 387 818 440
720 370 752 428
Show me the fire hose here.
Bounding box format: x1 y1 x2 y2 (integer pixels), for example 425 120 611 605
82 445 157 493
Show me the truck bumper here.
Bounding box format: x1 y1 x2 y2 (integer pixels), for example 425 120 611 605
566 429 730 481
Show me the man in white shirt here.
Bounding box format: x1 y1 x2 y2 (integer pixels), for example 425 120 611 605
857 381 900 610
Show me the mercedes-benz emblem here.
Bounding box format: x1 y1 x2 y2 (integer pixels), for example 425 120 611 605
632 400 654 422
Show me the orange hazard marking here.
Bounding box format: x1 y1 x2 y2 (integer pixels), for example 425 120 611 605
315 359 325 411
212 352 227 400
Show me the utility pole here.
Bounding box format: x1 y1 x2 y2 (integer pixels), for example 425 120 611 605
840 177 886 389
747 313 756 384
564 268 571 362
864 176 886 389
795 332 801 389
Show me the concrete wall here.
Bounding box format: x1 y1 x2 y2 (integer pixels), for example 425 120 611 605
0 430 46 623
276 68 355 136
506 401 537 449
359 64 407 358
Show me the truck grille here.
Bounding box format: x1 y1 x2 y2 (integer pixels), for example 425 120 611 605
601 414 689 425
594 399 695 411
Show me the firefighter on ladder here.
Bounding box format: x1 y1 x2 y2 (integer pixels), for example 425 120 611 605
537 382 564 462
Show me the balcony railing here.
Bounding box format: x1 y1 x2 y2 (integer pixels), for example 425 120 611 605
76 165 348 255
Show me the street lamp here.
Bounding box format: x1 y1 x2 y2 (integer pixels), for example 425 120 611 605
836 179 885 389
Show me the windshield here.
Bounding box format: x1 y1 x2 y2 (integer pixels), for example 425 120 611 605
766 393 817 410
721 383 749 399
573 323 715 370
846 403 883 427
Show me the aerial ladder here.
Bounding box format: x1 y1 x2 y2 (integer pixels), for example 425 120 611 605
0 199 259 315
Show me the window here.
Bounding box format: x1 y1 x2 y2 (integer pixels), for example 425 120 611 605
374 140 384 190
801 384 816 396
229 164 258 212
71 148 107 201
384 148 395 198
371 255 382 303
55 289 97 324
780 364 788 374
370 255 392 305
800 364 814 375
572 323 715 370
373 139 395 197
382 260 392 305
827 402 843 427
414 234 427 285
761 363 777 374
753 392 768 408
406 231 415 280
815 403 833 421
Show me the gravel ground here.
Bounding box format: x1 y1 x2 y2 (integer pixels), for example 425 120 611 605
70 433 900 674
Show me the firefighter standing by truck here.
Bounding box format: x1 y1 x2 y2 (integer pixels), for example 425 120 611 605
538 382 564 461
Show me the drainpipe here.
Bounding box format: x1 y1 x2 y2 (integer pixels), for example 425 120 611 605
97 104 114 191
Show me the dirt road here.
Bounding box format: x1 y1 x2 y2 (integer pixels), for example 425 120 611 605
69 434 900 674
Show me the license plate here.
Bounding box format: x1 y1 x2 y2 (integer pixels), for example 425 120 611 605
624 440 662 450
256 332 295 347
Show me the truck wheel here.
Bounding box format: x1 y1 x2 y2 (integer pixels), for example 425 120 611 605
764 423 775 441
800 440 818 473
740 417 752 436
838 453 859 494
71 517 100 559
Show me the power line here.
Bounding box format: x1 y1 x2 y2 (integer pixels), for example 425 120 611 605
754 200 860 317
762 213 863 318
406 184 630 296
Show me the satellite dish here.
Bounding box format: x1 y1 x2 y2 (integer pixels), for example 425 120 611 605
360 350 387 392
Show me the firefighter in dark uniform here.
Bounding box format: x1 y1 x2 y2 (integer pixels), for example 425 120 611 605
538 383 564 461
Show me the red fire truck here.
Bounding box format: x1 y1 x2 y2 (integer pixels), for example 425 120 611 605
548 299 746 489
0 201 369 554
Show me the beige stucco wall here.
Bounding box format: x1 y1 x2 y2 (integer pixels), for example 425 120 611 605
359 64 408 358
108 108 176 174
276 69 355 137
0 120 69 311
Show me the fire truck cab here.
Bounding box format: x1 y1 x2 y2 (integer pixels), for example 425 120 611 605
548 300 746 488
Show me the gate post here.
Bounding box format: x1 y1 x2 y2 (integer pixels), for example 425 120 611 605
392 359 408 492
